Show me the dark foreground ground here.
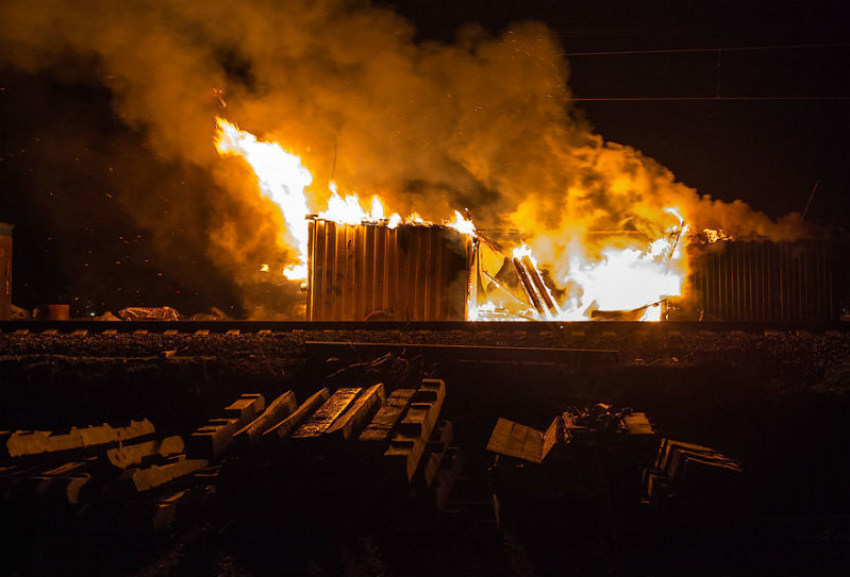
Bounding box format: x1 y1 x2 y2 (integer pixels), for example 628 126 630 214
1 323 849 576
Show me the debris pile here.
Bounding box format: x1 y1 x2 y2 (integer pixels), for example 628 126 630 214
485 403 743 574
486 403 655 464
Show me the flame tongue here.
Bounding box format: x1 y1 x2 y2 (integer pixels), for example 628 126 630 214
214 117 687 321
214 117 477 282
214 118 312 278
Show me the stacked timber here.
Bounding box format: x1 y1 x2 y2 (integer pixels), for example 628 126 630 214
0 378 461 547
643 439 742 505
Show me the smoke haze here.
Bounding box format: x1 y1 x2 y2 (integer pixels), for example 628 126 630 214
0 0 809 314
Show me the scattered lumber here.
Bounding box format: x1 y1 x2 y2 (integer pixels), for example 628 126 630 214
125 455 209 492
486 417 559 464
224 393 265 422
358 388 416 447
233 391 297 449
291 387 361 440
4 419 155 458
644 438 742 503
325 383 386 441
384 379 446 482
0 374 461 549
106 436 184 470
187 393 265 458
487 404 656 464
30 460 94 505
264 388 331 440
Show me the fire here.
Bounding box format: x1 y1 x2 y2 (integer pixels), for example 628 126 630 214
703 228 733 243
214 117 475 281
214 118 311 258
549 212 686 322
318 182 391 225
446 210 476 236
214 117 688 322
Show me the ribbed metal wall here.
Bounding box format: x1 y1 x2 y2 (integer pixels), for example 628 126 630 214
307 219 471 321
688 240 837 322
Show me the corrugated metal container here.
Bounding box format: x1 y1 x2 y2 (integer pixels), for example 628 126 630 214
0 223 11 320
307 219 472 321
688 239 838 322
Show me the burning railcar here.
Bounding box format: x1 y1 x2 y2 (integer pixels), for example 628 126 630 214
306 219 473 321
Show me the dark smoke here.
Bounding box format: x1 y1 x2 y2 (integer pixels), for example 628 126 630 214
0 0 808 315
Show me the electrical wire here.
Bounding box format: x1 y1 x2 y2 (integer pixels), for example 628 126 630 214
571 96 850 101
561 42 850 57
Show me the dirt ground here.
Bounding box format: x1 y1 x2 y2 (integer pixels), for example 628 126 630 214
1 325 849 576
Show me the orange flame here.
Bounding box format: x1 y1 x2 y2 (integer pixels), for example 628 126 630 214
215 117 688 321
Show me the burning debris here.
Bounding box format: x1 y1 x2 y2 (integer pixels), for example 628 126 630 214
0 0 820 319
217 120 693 322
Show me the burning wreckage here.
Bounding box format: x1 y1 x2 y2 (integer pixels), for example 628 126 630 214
216 119 840 325
305 215 686 322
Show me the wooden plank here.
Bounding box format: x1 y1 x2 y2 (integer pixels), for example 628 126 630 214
623 412 654 435
325 383 386 441
186 418 239 459
106 436 184 470
485 416 560 464
224 394 265 422
419 420 454 489
264 388 330 440
291 388 361 439
127 455 208 492
232 391 297 450
186 394 266 459
358 388 416 445
18 461 95 505
5 419 155 458
396 379 446 440
384 379 446 482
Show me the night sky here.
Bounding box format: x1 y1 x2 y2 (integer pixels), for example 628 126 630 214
1 0 848 317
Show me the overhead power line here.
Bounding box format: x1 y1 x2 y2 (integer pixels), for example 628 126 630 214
571 96 850 101
561 42 850 57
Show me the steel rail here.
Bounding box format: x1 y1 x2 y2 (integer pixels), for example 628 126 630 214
0 320 847 336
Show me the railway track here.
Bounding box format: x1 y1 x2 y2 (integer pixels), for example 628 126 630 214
1 319 847 336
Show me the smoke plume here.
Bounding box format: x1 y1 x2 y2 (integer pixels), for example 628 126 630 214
0 0 808 314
